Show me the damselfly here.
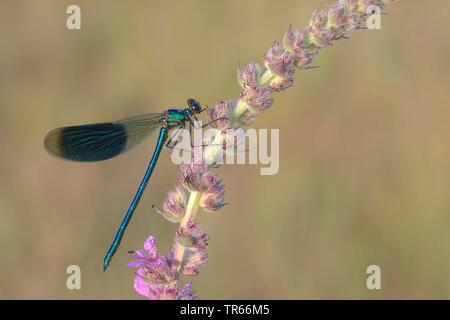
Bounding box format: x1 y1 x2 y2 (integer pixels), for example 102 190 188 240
44 98 204 270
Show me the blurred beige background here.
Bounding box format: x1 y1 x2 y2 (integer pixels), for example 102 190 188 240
0 0 449 299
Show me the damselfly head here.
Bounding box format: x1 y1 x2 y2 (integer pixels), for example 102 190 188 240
187 98 202 114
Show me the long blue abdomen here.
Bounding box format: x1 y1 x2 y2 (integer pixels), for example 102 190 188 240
103 127 168 270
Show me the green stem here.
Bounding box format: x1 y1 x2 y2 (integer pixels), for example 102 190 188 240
180 191 202 228
169 190 202 287
259 68 274 86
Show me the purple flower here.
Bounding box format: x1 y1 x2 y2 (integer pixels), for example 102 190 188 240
183 250 208 277
133 274 198 300
327 3 348 30
178 162 220 192
178 282 199 300
199 180 226 212
263 42 293 75
234 85 274 126
237 61 263 89
240 86 273 112
127 236 174 285
262 41 295 91
175 222 209 249
206 100 233 130
153 186 188 223
283 25 319 70
129 236 199 300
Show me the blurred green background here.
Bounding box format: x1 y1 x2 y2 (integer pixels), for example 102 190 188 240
0 0 449 299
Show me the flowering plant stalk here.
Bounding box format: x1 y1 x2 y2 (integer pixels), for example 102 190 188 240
127 0 394 299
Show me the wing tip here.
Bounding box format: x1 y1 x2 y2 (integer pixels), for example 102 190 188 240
43 128 64 159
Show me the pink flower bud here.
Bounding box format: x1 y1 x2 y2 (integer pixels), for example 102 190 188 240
237 61 263 89
153 186 188 223
199 181 226 212
206 100 233 130
183 251 208 277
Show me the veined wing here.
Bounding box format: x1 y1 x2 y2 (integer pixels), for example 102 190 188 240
44 113 165 162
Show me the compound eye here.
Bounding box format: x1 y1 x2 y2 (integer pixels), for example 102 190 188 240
187 98 201 113
187 98 196 107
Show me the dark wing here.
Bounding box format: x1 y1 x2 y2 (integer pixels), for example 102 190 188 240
44 113 164 162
